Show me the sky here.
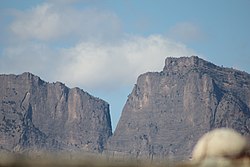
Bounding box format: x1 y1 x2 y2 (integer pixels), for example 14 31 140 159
0 0 250 131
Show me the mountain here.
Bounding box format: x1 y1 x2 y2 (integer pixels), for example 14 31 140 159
107 56 250 160
0 72 112 154
1 56 250 160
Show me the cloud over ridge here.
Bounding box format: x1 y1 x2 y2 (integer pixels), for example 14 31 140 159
10 2 122 41
58 35 196 89
1 2 197 90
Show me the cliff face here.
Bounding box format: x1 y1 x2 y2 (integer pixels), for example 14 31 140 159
2 57 250 160
0 72 112 154
107 56 250 160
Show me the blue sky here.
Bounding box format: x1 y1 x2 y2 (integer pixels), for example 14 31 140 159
0 0 250 130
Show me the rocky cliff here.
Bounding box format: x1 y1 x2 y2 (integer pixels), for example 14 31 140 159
0 72 112 154
107 56 250 160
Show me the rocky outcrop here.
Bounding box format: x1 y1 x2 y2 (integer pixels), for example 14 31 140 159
0 72 112 154
1 56 250 160
107 56 250 160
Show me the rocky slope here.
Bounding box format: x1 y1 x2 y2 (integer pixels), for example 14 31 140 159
0 72 112 154
107 56 250 160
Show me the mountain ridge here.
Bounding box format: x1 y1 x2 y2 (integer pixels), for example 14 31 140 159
1 56 250 161
107 56 250 160
0 72 112 154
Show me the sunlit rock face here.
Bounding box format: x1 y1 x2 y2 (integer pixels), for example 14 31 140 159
0 72 112 154
107 56 250 160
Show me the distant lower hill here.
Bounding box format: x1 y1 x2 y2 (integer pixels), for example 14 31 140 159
107 56 250 160
0 72 112 154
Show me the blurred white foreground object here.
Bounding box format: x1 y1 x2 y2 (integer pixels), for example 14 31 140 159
192 128 249 161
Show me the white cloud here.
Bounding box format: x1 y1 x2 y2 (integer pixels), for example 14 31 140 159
46 0 81 4
168 22 203 42
10 3 60 41
2 3 198 90
0 35 196 90
58 35 196 89
0 42 58 81
10 3 122 41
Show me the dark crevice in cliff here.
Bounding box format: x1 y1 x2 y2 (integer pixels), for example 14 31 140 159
209 80 224 130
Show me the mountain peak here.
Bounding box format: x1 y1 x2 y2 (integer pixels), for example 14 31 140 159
163 56 217 72
108 56 250 160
